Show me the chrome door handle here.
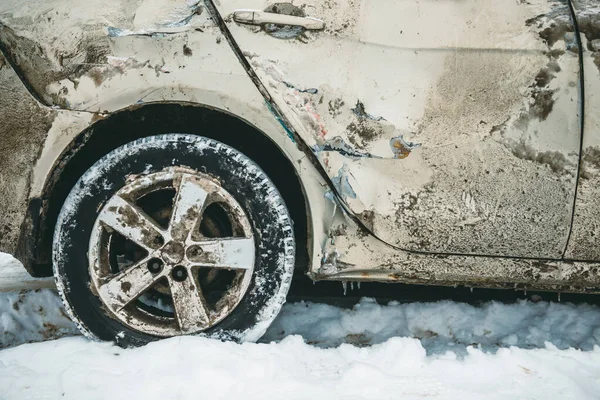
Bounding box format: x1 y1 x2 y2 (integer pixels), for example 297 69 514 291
232 10 325 30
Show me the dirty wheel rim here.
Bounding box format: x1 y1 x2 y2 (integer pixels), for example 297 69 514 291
88 168 255 337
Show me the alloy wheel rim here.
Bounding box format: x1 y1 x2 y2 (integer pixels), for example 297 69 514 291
88 167 255 336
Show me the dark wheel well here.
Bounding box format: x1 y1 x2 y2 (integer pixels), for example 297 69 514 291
30 102 309 277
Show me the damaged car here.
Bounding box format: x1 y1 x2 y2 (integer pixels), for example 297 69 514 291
1 0 599 346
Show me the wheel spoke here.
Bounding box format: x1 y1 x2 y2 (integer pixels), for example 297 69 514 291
99 258 160 311
99 195 166 250
169 275 210 332
169 176 210 242
187 237 255 270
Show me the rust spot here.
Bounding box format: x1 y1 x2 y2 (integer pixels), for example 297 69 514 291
390 136 417 159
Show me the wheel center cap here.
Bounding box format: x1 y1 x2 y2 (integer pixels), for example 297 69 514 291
161 241 185 264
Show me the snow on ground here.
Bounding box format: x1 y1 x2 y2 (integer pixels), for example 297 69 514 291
2 290 600 399
0 253 53 292
264 298 600 355
0 290 78 348
3 252 600 399
2 331 600 399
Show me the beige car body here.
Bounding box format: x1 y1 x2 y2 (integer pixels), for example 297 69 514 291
1 0 600 293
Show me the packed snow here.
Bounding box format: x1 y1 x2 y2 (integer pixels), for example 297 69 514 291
2 254 600 399
0 253 53 292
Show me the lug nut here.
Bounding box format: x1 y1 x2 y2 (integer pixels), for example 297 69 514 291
172 265 188 282
147 258 163 274
153 236 165 247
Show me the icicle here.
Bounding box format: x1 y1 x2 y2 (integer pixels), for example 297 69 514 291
470 287 473 293
342 281 347 296
357 282 361 290
558 292 561 302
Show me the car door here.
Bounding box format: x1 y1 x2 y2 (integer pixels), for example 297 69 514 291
213 0 581 259
565 0 600 261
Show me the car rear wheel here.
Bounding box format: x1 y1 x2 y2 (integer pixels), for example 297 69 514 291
53 134 295 347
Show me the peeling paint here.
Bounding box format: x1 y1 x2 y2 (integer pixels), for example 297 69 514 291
351 100 384 122
316 136 377 159
330 165 357 199
283 81 318 94
389 136 419 159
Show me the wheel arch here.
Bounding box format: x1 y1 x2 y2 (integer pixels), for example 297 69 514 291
25 101 316 277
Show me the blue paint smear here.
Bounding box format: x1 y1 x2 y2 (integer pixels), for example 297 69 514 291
331 165 357 199
265 101 296 143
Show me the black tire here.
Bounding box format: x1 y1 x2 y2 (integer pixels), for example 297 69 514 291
53 134 295 347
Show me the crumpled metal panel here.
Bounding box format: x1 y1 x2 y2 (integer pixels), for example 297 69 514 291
0 0 241 112
565 0 600 260
0 0 336 276
217 0 581 259
317 210 600 294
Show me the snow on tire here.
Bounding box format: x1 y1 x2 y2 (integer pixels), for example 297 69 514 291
53 134 295 347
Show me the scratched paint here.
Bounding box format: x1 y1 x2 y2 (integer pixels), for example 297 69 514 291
218 0 581 259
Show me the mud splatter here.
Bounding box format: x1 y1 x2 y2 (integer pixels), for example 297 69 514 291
346 120 382 147
0 62 55 254
0 25 110 106
576 7 600 72
507 141 573 174
580 146 600 179
358 210 375 231
525 6 574 48
328 98 345 118
529 88 556 121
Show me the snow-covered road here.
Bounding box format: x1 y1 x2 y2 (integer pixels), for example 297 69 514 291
2 253 600 399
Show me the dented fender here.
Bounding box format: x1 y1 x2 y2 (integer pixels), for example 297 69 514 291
0 0 338 276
